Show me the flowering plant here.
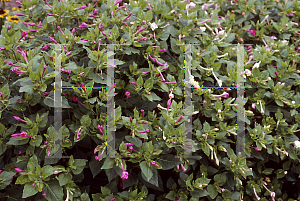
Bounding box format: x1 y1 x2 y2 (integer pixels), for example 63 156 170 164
0 0 299 200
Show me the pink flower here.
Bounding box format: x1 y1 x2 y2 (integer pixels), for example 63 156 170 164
49 36 58 44
0 47 6 50
76 127 82 140
252 103 256 109
74 6 87 10
43 0 52 8
198 19 212 24
137 129 149 133
125 91 130 98
19 32 28 41
122 12 133 21
13 116 27 123
15 168 29 173
27 22 41 28
42 188 46 197
159 48 166 52
113 0 122 6
183 143 193 149
102 31 108 37
275 71 278 76
138 37 148 42
57 26 64 35
11 132 31 138
22 21 28 28
94 147 101 154
175 116 184 123
22 51 28 63
130 82 137 86
16 1 22 5
98 149 105 158
42 46 50 49
125 143 133 146
164 81 176 84
146 1 153 10
250 146 260 151
134 25 148 36
46 13 55 16
246 30 256 36
110 198 116 201
180 164 186 172
167 99 171 114
79 22 96 30
47 147 51 156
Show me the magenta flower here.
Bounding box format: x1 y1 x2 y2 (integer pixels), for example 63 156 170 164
27 22 41 28
19 31 28 41
29 30 38 32
125 143 133 146
43 0 52 8
57 26 64 35
22 51 28 63
138 37 148 42
49 36 58 44
198 19 212 24
164 80 176 84
79 22 96 30
76 127 82 140
16 1 22 5
47 147 51 156
42 188 46 197
142 70 150 74
157 69 165 81
159 48 166 52
134 25 148 36
0 92 2 99
137 129 149 133
246 30 256 36
125 91 130 98
11 132 31 138
130 82 137 86
175 116 184 123
74 5 87 10
120 162 129 180
46 13 55 16
98 149 105 158
97 124 104 135
166 99 171 114
122 12 133 21
13 116 27 123
180 164 186 172
149 54 157 62
94 147 101 154
42 45 50 49
0 47 6 50
12 68 24 73
93 9 98 15
107 63 117 68
126 146 138 152
250 146 260 151
15 168 29 173
22 21 28 28
124 22 128 27
275 71 278 76
146 1 153 10
183 143 193 149
116 5 125 11
113 0 122 6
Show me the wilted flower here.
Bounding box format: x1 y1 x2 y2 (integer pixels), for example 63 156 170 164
11 132 31 138
253 61 261 69
294 140 300 148
245 69 251 76
246 30 256 36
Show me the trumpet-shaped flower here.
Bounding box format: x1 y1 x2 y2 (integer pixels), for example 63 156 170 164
74 6 87 10
79 22 96 30
11 132 31 138
15 168 29 173
13 116 27 123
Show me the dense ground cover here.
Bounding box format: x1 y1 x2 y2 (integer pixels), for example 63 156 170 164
0 0 300 200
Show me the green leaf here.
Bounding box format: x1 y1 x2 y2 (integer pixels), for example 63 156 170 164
47 16 56 23
80 114 91 127
214 172 227 186
156 154 182 170
43 180 64 201
145 10 153 21
22 182 38 198
28 154 39 172
15 174 31 185
140 161 153 181
6 137 30 145
44 91 71 108
19 85 34 94
81 192 91 201
125 136 142 147
170 37 180 54
89 160 103 178
207 184 218 199
72 159 87 175
101 157 116 169
0 171 16 190
0 143 7 156
58 173 72 186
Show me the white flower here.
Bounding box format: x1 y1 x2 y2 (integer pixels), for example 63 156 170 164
189 2 196 9
245 69 251 76
294 140 300 148
253 61 261 69
199 27 206 32
292 101 295 104
150 22 158 31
